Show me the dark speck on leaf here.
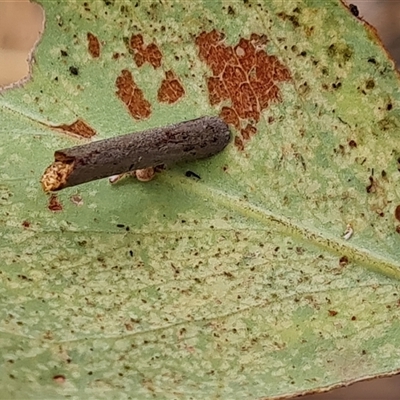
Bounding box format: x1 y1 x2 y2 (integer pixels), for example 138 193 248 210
185 170 201 180
348 140 357 148
69 66 79 75
366 176 375 193
366 79 375 89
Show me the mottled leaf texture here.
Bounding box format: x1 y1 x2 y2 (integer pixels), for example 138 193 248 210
1 1 400 399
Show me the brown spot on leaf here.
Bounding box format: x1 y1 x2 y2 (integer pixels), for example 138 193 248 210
53 375 66 384
22 220 30 228
53 119 96 138
48 194 63 212
196 30 291 146
277 12 300 28
241 123 257 141
234 136 244 151
366 176 376 193
328 310 338 317
129 34 162 68
365 79 375 90
395 205 400 222
87 32 100 58
348 139 357 148
396 225 400 234
115 69 151 120
157 70 185 104
70 194 83 206
339 256 349 267
125 323 134 331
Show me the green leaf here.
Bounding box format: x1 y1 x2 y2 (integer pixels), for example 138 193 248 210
1 0 400 398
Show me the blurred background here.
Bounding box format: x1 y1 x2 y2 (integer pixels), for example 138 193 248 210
0 1 399 399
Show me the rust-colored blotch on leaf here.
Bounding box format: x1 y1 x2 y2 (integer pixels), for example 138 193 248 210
157 70 185 104
115 69 151 120
87 32 101 58
52 119 96 138
129 34 162 69
196 29 291 149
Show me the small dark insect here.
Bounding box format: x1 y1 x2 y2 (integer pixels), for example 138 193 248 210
185 170 201 180
69 66 79 75
349 4 359 17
